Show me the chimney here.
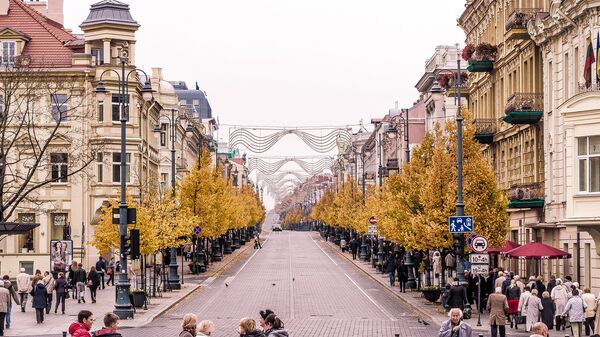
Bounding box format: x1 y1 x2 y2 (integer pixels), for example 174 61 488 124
25 0 48 16
0 0 7 16
47 0 63 25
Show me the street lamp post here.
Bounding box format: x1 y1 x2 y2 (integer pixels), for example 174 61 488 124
454 45 466 284
94 54 154 319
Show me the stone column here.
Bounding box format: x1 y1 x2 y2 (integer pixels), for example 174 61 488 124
128 41 136 65
103 39 111 65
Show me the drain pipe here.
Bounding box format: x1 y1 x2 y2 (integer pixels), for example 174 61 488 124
577 232 581 285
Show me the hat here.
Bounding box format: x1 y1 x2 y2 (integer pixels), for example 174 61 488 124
574 282 580 288
20 268 25 273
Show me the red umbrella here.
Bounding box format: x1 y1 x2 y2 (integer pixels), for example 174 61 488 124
504 241 571 260
486 240 520 254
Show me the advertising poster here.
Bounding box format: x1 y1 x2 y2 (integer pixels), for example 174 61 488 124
50 240 73 273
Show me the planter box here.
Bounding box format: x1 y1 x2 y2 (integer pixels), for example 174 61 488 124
502 111 543 124
131 291 146 308
467 60 494 72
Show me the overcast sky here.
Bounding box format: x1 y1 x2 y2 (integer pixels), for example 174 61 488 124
64 0 466 208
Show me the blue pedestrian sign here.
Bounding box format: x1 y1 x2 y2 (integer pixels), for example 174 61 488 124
448 216 474 233
193 226 202 235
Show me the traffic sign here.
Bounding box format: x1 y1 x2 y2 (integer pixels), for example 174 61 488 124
471 236 488 253
471 264 489 275
367 225 378 236
448 216 474 233
469 253 490 264
369 216 377 225
193 226 202 235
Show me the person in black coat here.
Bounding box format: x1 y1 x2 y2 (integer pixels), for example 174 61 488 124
349 239 358 260
540 291 555 330
546 275 556 295
54 272 67 314
385 255 396 287
446 278 467 309
397 259 409 293
31 281 47 324
87 266 100 303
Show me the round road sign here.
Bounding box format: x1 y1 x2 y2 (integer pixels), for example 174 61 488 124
193 226 202 235
471 236 488 253
369 216 377 225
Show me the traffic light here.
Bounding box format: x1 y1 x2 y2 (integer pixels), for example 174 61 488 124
123 229 140 260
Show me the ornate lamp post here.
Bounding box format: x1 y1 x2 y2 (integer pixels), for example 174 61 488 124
94 54 154 319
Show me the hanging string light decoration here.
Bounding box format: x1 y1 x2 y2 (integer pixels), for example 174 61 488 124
229 127 351 153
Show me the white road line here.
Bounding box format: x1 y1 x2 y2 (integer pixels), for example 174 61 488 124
344 272 397 321
288 232 295 319
312 239 338 266
201 276 216 286
228 232 271 281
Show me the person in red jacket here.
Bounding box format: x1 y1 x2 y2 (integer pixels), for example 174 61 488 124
68 310 94 337
95 313 122 337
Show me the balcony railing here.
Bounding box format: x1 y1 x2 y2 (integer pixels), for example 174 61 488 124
473 118 497 144
503 92 543 124
505 8 539 31
507 182 544 208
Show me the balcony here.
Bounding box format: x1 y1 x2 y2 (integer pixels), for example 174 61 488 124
507 182 544 209
505 9 539 41
473 119 497 144
445 82 470 99
464 43 497 73
503 93 543 124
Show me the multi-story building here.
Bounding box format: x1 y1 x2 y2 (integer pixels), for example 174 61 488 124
529 0 600 289
459 0 549 277
0 0 208 276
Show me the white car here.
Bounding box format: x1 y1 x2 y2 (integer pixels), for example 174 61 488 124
272 224 282 232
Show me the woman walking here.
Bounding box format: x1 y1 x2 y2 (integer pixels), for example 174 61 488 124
54 272 67 314
263 313 288 337
563 289 586 337
524 289 543 332
540 291 555 330
506 280 521 328
551 278 569 331
87 266 100 303
31 280 47 324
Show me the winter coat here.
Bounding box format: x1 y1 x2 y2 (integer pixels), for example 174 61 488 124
4 280 19 306
0 287 10 313
535 280 546 293
16 272 31 293
242 331 266 337
178 331 194 337
540 297 555 330
432 253 442 275
501 278 512 295
88 270 100 287
42 274 55 293
55 277 67 294
96 260 107 273
95 327 123 337
518 291 531 313
265 329 289 337
68 322 91 337
582 292 597 318
74 268 87 283
486 292 508 326
438 319 473 337
385 256 395 273
32 283 47 309
447 284 467 309
506 286 521 300
551 284 569 316
524 295 543 332
546 280 556 294
563 295 586 322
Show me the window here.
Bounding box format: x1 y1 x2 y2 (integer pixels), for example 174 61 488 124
112 152 131 183
160 172 168 194
50 153 68 183
91 48 104 66
51 94 68 122
160 123 167 147
97 102 104 122
19 261 33 275
577 136 600 192
0 42 15 66
564 52 570 99
112 94 129 122
18 213 35 253
96 152 103 182
51 213 67 241
0 95 4 118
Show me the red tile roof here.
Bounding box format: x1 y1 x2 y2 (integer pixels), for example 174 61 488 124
0 0 79 67
230 158 245 166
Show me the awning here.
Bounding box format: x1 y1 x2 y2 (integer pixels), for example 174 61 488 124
504 241 571 260
0 222 40 235
486 240 520 254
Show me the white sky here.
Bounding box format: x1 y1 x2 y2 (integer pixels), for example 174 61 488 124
64 0 466 208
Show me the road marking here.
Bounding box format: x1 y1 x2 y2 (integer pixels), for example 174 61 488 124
312 239 338 266
288 231 295 319
201 277 216 286
344 272 397 322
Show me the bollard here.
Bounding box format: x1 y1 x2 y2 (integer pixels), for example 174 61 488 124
394 334 400 337
62 332 67 337
479 334 483 337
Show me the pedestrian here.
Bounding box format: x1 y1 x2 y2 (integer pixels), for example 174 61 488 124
530 322 549 337
32 280 47 324
31 269 43 286
238 317 265 337
179 313 197 337
197 320 215 337
42 271 55 314
0 279 10 336
74 263 87 303
54 272 67 314
385 254 395 287
563 288 586 337
535 276 547 294
486 287 508 337
68 261 78 298
594 291 600 335
16 268 30 312
582 287 596 335
68 310 95 337
439 308 473 337
349 238 358 260
447 277 467 310
95 313 122 337
87 266 100 303
540 291 555 330
2 276 19 331
551 278 569 331
259 309 275 331
527 276 536 291
254 235 262 249
398 261 408 293
95 257 106 290
518 286 532 329
263 314 288 337
106 258 115 287
433 251 442 286
515 275 525 293
506 280 521 329
501 272 513 296
495 271 506 289
524 289 543 332
547 275 557 295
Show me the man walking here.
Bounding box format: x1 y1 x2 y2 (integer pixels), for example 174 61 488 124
95 257 106 290
106 257 115 287
73 263 87 303
16 268 30 312
385 254 396 287
0 281 10 336
487 287 509 337
2 277 18 330
349 238 358 260
42 271 54 314
447 278 467 310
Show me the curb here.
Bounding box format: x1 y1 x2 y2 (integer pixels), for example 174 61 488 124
130 241 256 327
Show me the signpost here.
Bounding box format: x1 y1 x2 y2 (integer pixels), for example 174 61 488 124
448 215 474 233
471 236 488 253
369 216 377 225
468 236 490 328
367 225 378 238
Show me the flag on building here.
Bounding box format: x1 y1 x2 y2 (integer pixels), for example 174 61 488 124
584 36 595 88
596 32 600 84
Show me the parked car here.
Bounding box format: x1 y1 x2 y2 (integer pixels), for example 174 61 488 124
272 224 283 232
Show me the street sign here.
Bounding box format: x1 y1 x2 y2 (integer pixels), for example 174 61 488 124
471 264 489 275
193 226 202 235
448 215 474 233
368 225 378 236
369 216 377 225
469 253 490 264
471 236 488 253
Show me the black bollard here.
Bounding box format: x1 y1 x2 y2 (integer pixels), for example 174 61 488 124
63 332 67 337
394 334 399 337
